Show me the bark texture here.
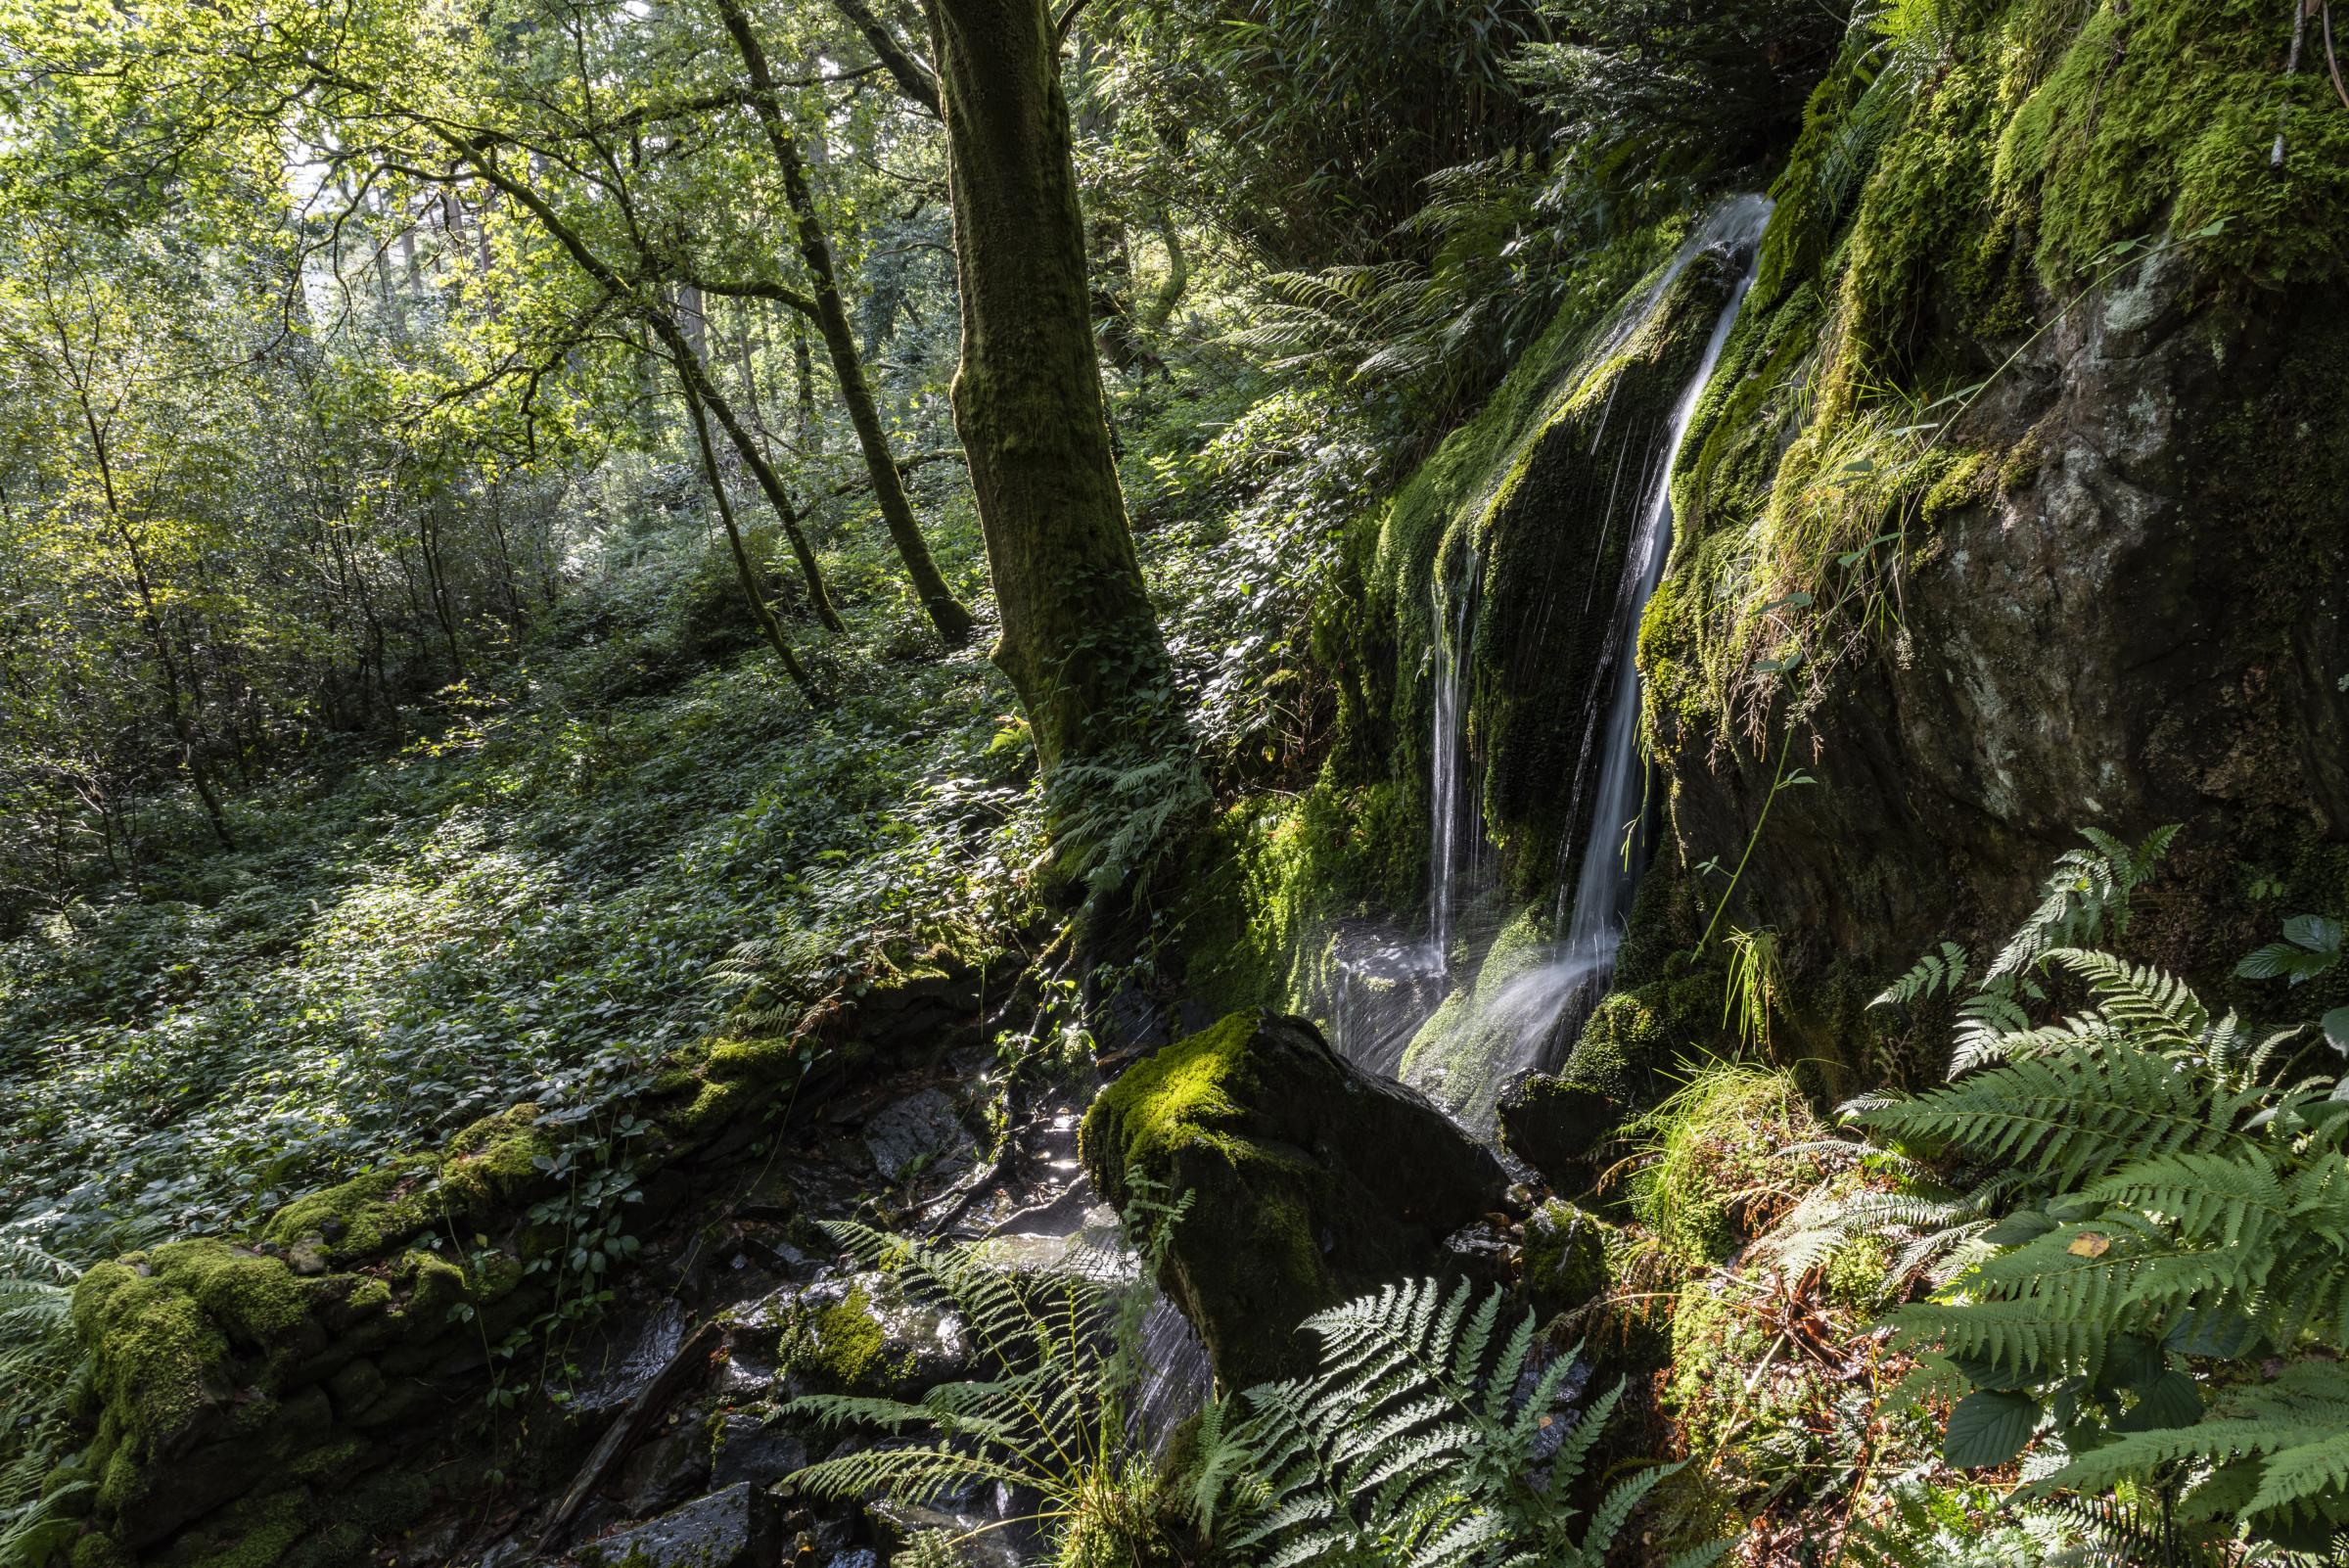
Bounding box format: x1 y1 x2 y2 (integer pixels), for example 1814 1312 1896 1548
925 0 1176 774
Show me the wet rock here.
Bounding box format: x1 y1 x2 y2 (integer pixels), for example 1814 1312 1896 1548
711 1411 808 1491
866 1501 1025 1568
1497 1073 1620 1189
862 1086 977 1185
1083 1011 1507 1386
571 1301 691 1421
1521 1199 1619 1321
743 1272 972 1400
617 1416 712 1517
576 1482 778 1568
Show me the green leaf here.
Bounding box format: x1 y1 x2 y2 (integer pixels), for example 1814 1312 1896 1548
2164 1306 2257 1360
1945 1389 2040 1468
2282 915 2340 954
2113 1370 2201 1432
2324 1007 2349 1056
2235 942 2298 980
1980 1210 2056 1246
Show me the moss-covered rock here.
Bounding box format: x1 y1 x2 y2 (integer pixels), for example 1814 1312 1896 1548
1497 1076 1619 1191
1082 1011 1505 1387
1396 903 1560 1128
1519 1199 1621 1322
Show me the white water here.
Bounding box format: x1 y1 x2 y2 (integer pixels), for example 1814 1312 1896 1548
1537 195 1773 1056
1427 546 1483 970
1381 197 1773 1113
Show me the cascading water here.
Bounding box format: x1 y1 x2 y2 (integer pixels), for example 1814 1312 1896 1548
1427 547 1484 970
1536 194 1774 1055
1377 197 1774 1122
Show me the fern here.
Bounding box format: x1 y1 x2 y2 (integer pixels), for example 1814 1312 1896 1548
0 1239 86 1568
1833 832 2349 1557
782 1182 1185 1565
1872 940 1971 1009
1191 1277 1728 1568
1869 827 2177 1081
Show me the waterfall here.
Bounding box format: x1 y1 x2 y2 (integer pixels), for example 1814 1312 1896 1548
1542 195 1773 1050
1381 197 1773 1123
1427 547 1483 969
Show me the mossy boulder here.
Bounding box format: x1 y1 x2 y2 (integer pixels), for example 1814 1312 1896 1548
1082 1011 1506 1387
1519 1199 1621 1322
1555 965 1723 1105
1497 1075 1619 1190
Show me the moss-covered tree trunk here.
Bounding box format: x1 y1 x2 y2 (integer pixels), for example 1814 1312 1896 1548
712 0 975 647
923 0 1181 782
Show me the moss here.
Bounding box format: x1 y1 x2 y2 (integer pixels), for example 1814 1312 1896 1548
1173 780 1423 1029
665 1075 758 1140
69 1535 135 1568
261 1161 435 1262
177 1488 311 1568
1396 903 1555 1127
780 1283 912 1394
1821 1229 1897 1313
1083 1011 1259 1174
1627 1065 1829 1264
2000 0 2349 286
1521 1200 1618 1320
701 1034 802 1083
150 1240 313 1350
1084 1013 1501 1387
389 1250 470 1328
435 1105 551 1210
71 1258 233 1456
1557 962 1724 1107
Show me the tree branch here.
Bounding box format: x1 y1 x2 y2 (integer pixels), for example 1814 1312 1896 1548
824 0 941 115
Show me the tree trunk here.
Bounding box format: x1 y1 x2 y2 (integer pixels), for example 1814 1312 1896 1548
792 313 818 448
667 327 847 633
712 0 975 647
679 367 826 707
923 0 1184 783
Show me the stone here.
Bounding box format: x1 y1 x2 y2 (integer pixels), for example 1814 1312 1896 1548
866 1502 1025 1568
1497 1073 1620 1189
571 1301 691 1421
861 1086 975 1185
709 1412 806 1492
576 1482 778 1568
617 1418 711 1518
1082 1011 1508 1386
287 1239 330 1276
747 1272 972 1401
1520 1199 1619 1321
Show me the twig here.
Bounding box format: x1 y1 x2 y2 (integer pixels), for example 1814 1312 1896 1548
2326 2 2349 109
2275 0 2312 167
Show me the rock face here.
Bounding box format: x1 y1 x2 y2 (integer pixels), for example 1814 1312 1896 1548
1645 248 2349 1075
1081 1010 1506 1387
576 1483 778 1568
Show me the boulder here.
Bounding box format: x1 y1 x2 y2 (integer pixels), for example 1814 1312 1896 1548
1082 1011 1506 1387
709 1412 807 1492
1497 1073 1620 1189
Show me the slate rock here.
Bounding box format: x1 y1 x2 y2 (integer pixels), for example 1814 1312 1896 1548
710 1412 807 1492
861 1086 975 1185
617 1418 712 1518
576 1482 777 1568
1497 1073 1620 1190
